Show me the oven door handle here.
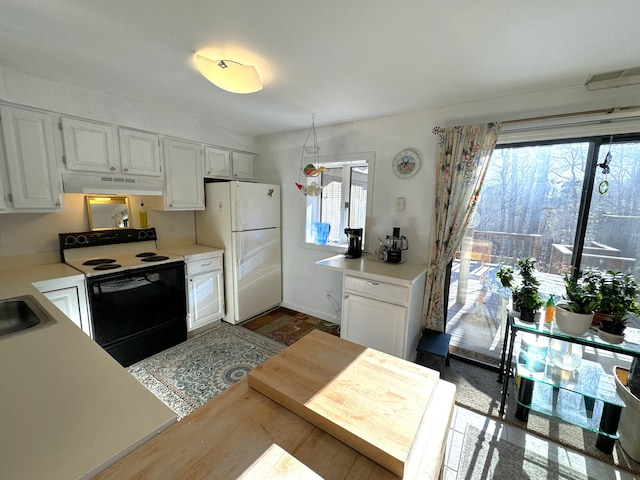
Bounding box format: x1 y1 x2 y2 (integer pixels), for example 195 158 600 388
91 283 104 301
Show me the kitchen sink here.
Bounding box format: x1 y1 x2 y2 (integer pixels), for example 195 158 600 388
0 296 55 338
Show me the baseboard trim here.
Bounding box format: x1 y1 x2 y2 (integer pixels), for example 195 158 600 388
279 301 340 325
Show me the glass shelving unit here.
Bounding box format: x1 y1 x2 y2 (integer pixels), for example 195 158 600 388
515 358 625 451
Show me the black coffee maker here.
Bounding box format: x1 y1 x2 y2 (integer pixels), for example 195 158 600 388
344 228 363 258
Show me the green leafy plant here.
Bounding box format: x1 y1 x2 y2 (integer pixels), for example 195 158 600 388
599 310 628 335
561 269 598 314
496 266 515 290
513 257 544 320
594 270 640 317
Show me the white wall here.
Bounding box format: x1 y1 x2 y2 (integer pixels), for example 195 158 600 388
258 84 640 323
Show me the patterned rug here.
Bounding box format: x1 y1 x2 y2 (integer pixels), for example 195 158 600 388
458 425 597 480
127 324 285 418
241 307 340 345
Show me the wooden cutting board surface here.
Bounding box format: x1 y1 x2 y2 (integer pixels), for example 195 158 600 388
237 443 323 479
247 330 440 477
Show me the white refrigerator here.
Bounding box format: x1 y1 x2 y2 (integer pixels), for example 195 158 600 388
195 181 282 325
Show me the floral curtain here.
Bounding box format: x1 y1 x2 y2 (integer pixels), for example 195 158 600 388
422 123 501 331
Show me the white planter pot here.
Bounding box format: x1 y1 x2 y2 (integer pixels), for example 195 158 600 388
597 328 625 344
614 367 640 462
554 304 593 336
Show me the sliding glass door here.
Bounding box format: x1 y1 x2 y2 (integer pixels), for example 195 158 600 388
446 134 640 367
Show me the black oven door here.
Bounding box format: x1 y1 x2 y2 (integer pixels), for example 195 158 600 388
87 261 187 366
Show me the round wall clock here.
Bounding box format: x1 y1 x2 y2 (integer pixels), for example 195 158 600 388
392 149 421 179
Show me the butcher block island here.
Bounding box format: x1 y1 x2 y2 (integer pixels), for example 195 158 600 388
96 331 456 479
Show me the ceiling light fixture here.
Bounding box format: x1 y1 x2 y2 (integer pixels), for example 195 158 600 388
195 55 263 94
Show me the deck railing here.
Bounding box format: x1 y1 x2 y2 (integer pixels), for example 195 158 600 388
458 230 542 265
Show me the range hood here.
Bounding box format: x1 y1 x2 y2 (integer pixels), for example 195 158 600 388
62 173 164 196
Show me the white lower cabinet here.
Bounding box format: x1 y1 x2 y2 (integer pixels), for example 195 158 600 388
317 257 427 361
164 246 225 332
187 268 224 331
34 276 91 337
342 292 406 357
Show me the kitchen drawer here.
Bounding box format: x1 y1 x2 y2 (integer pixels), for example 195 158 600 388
185 256 222 276
344 275 409 305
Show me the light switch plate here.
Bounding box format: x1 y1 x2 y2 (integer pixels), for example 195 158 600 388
395 197 406 212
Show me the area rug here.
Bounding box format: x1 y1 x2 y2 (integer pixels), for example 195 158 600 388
457 425 597 480
127 324 285 419
445 359 640 475
241 306 339 345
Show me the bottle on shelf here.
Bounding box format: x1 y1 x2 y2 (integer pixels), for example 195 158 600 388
545 295 555 324
139 200 148 228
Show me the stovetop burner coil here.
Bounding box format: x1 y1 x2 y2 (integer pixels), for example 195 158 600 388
135 252 157 258
83 258 117 266
93 264 122 271
140 255 170 262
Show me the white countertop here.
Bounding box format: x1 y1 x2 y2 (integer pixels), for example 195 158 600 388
161 244 223 261
0 264 177 480
316 254 428 285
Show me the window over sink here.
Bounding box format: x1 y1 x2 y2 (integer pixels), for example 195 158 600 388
303 152 375 251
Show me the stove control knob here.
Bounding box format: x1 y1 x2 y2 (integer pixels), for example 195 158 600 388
64 236 76 246
76 235 88 245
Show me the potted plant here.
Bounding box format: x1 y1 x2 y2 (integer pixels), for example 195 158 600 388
514 258 544 323
598 310 629 344
555 270 597 336
593 270 640 325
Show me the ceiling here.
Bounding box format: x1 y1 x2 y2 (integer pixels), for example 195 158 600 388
1 1 640 136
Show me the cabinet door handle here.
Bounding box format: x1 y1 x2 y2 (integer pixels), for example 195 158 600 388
366 281 380 286
344 294 349 299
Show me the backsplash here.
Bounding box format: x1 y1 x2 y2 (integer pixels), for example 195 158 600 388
0 194 196 261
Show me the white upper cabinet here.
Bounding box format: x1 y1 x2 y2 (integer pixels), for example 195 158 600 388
118 128 161 176
231 151 256 180
203 147 256 181
162 138 204 210
204 146 231 178
0 105 63 211
61 117 163 178
60 117 118 173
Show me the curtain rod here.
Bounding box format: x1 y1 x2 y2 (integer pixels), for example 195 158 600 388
501 105 640 125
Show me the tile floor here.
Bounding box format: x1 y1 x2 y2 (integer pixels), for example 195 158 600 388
445 406 636 479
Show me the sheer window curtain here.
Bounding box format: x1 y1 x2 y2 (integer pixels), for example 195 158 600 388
422 123 501 332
